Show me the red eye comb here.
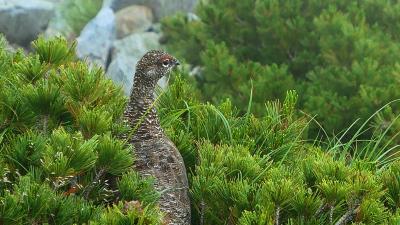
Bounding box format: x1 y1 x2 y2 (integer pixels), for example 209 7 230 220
160 54 173 61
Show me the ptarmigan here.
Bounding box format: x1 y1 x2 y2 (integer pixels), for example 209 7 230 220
123 50 191 225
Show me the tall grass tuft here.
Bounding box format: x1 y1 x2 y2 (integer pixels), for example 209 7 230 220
314 100 400 169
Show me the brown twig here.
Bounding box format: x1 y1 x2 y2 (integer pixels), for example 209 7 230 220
275 206 281 225
335 200 360 225
82 168 106 199
315 202 329 217
200 199 205 225
42 114 49 134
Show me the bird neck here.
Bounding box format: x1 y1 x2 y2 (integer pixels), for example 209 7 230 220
125 76 163 141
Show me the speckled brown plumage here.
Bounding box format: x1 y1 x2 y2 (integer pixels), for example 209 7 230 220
123 50 191 224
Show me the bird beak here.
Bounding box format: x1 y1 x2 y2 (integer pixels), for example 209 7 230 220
174 60 180 66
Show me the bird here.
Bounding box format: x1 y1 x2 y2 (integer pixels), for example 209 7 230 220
123 50 191 225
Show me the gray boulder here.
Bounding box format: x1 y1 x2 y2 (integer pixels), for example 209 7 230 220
109 0 197 20
0 0 54 46
107 32 161 95
44 0 75 40
44 13 75 40
76 7 116 69
115 5 153 39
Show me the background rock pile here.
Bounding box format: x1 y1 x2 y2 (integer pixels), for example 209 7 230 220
0 0 197 94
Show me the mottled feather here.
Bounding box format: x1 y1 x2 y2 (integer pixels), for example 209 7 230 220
123 50 190 225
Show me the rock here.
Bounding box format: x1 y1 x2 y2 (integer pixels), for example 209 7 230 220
189 66 202 77
44 14 75 41
109 0 197 21
76 7 116 69
106 32 161 95
43 0 75 40
147 23 162 33
44 0 64 2
115 5 153 39
187 12 200 22
0 0 54 46
44 8 75 40
102 0 114 8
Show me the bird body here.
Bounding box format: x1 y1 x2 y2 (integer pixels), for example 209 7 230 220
124 50 191 225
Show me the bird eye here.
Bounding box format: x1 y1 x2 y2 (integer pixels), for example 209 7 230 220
162 59 170 67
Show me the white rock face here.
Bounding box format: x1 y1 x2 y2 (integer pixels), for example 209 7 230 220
110 0 197 20
107 32 161 95
115 5 154 39
0 0 54 46
76 7 116 69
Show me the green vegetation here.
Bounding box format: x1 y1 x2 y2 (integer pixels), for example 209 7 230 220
157 1 400 223
3 0 400 223
161 0 400 140
0 36 162 224
156 74 400 224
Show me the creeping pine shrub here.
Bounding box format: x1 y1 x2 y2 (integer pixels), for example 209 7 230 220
162 0 400 140
2 33 400 224
156 73 400 224
0 36 163 224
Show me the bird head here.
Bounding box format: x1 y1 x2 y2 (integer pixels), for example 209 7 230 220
135 50 180 86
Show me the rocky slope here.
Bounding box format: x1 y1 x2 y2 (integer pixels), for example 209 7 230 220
0 0 197 94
